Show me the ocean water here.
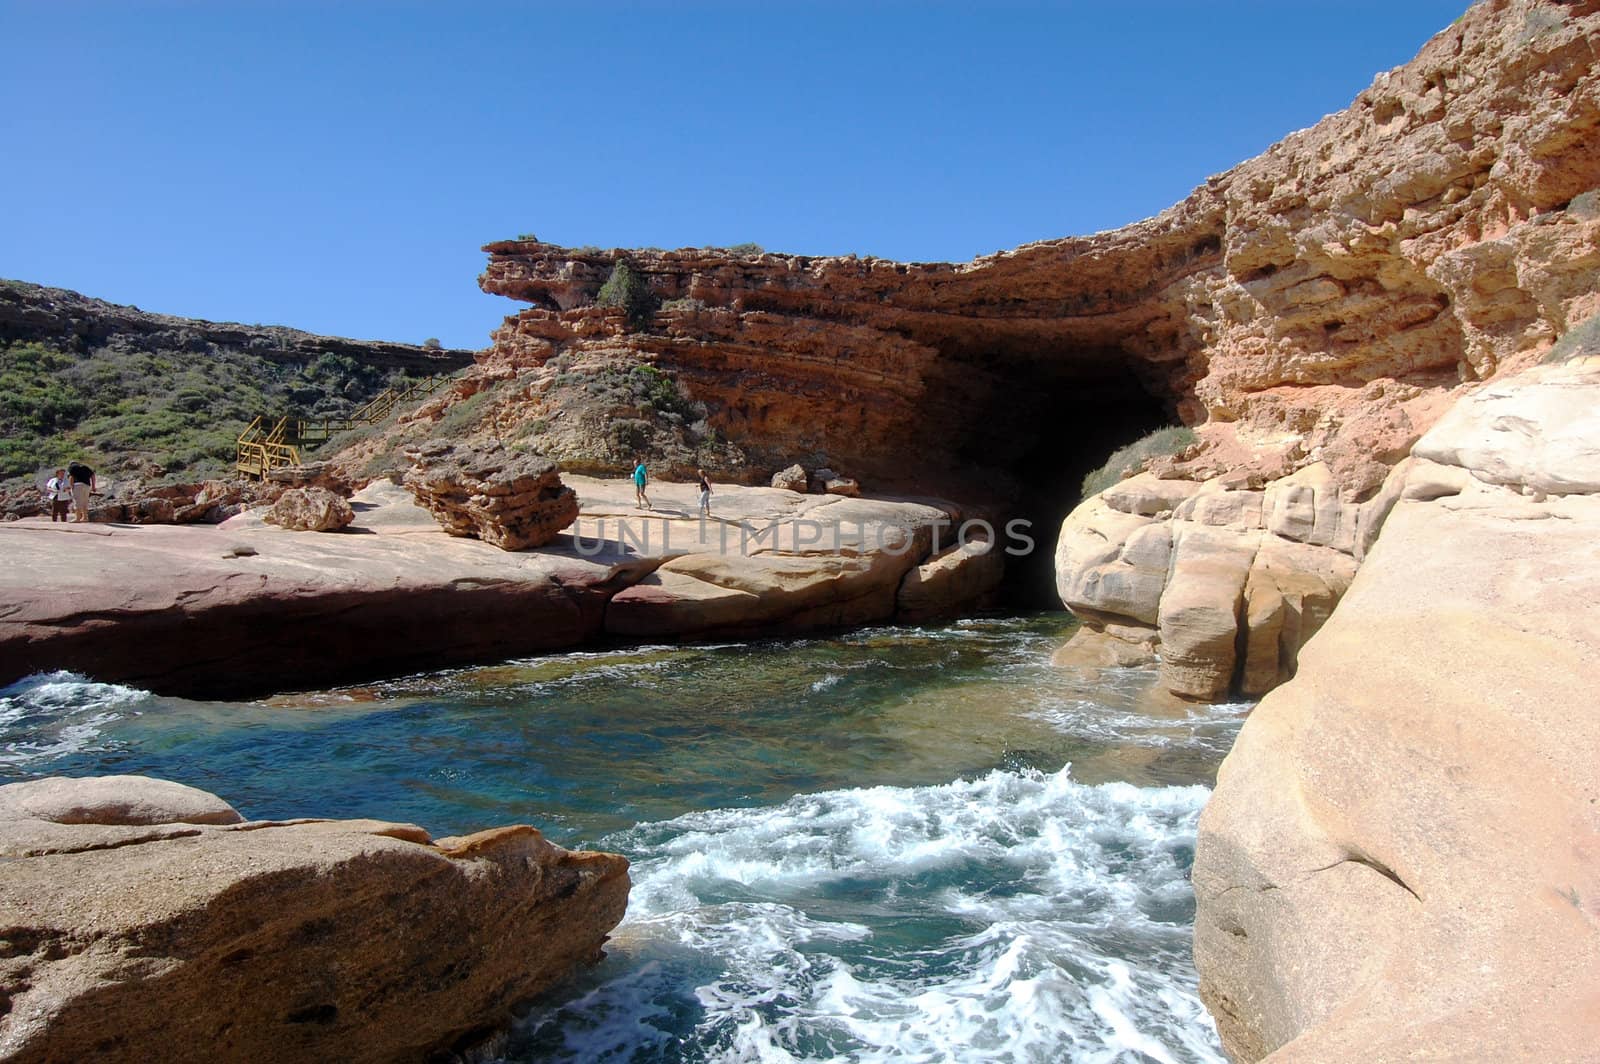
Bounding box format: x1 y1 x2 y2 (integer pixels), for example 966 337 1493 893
0 615 1247 1062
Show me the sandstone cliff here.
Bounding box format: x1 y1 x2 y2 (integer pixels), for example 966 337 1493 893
1192 360 1600 1060
456 0 1597 520
0 774 630 1063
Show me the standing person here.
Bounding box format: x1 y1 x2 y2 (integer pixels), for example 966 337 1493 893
45 468 71 523
633 457 651 510
66 459 95 523
697 468 712 517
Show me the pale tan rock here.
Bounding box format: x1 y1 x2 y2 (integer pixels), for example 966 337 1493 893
771 464 809 492
822 475 861 497
1051 626 1158 669
1054 497 1167 626
1100 473 1203 517
1238 536 1356 697
262 486 355 533
403 439 579 550
1412 361 1600 494
0 775 242 827
1157 526 1258 700
0 778 630 1064
1194 366 1600 1061
896 537 1006 621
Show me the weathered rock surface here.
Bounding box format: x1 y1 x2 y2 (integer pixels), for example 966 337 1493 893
262 486 355 532
403 440 581 550
0 478 994 698
770 464 809 492
467 0 1600 510
1054 470 1360 699
1193 361 1600 1060
0 775 629 1064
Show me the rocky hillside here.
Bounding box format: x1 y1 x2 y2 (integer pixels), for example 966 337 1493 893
0 280 474 493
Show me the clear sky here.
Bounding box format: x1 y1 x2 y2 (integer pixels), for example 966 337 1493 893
2 1 1467 350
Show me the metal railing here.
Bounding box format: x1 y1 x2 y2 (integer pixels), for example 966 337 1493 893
235 375 454 479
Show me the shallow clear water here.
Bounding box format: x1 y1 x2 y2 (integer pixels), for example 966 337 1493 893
0 615 1247 1062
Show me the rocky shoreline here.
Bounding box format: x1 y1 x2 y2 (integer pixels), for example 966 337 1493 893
0 476 1002 700
0 775 629 1064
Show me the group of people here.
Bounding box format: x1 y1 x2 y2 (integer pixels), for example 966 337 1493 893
44 462 96 523
632 459 713 516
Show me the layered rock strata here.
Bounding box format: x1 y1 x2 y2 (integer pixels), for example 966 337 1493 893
468 0 1600 512
1192 361 1600 1059
262 486 355 532
403 440 581 550
0 774 630 1064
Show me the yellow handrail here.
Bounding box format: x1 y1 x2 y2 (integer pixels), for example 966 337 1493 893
235 375 451 479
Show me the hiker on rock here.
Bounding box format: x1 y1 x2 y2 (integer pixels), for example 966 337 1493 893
45 468 71 523
66 460 96 523
697 468 712 517
633 457 650 510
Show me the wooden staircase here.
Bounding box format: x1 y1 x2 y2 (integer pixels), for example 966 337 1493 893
235 374 452 479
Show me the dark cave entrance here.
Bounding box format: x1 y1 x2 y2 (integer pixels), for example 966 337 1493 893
936 350 1178 611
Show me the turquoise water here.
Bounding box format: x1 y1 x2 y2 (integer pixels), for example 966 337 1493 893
0 615 1246 1062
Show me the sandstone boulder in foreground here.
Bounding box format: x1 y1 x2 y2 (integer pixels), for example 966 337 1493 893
0 775 630 1064
1192 362 1600 1060
403 439 580 550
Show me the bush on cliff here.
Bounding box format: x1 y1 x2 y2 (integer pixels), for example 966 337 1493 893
1080 425 1198 498
596 261 658 330
1543 314 1600 364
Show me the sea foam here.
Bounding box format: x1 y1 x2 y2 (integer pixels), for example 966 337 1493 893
512 766 1224 1062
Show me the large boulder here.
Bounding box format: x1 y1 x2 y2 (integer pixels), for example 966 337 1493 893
1054 470 1361 699
1193 363 1600 1059
263 487 355 532
770 464 809 492
0 775 630 1064
403 440 580 550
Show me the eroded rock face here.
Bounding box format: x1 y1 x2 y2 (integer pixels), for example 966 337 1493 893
1054 469 1361 699
262 486 355 532
403 440 580 550
771 464 809 492
0 774 630 1064
468 0 1600 506
1192 362 1600 1060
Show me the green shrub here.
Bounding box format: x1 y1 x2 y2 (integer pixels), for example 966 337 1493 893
595 261 658 329
1566 188 1600 219
606 418 652 452
433 388 493 436
727 242 763 256
1080 426 1198 498
1543 315 1600 364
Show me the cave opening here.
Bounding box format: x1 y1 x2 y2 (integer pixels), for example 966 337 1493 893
934 348 1178 611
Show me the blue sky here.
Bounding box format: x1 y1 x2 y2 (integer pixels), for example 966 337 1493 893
2 1 1467 349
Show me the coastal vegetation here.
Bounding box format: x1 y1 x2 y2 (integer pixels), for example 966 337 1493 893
0 337 419 487
595 261 659 329
1079 425 1197 497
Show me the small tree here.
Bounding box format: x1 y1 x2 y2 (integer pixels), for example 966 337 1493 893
422 338 442 350
595 261 659 330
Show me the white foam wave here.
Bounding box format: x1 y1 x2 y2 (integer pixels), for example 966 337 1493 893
525 767 1223 1062
0 671 147 767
